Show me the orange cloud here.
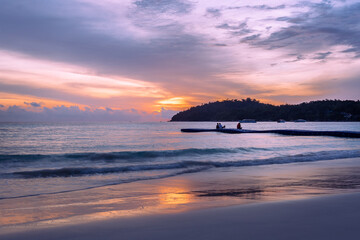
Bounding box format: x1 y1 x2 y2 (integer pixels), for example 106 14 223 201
0 92 85 110
156 97 195 111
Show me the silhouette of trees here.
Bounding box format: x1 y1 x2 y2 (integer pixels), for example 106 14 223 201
170 99 360 121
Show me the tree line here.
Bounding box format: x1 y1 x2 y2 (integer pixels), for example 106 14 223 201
170 98 360 121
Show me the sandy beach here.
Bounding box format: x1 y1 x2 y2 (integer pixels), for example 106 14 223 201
2 192 360 240
1 0 360 237
1 122 359 239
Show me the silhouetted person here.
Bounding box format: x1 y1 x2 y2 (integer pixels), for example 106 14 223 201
237 122 242 129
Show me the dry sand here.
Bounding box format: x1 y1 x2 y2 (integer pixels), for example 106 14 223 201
2 192 360 240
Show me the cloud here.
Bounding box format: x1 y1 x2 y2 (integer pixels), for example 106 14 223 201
0 105 174 122
264 75 360 104
315 76 360 100
241 34 261 43
247 4 286 10
228 4 286 11
217 22 246 30
214 43 227 47
313 51 332 60
0 104 4 107
133 0 193 15
291 1 333 11
0 0 216 85
0 0 358 112
342 47 358 53
24 101 42 107
285 54 305 63
216 21 252 37
0 80 170 111
158 107 178 119
245 2 360 56
0 82 101 107
205 8 222 18
275 16 308 24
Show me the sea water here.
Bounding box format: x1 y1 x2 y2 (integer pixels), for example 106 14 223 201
0 121 360 229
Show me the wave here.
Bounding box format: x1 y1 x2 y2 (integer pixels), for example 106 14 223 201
0 167 207 200
0 147 266 163
10 149 360 178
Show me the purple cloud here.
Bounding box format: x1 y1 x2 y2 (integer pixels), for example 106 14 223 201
24 101 42 107
245 2 360 56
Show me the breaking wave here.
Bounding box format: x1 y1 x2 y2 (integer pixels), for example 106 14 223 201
10 149 360 178
0 147 267 163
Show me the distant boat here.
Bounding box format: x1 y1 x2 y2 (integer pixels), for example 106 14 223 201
294 119 306 122
277 119 285 123
240 119 257 123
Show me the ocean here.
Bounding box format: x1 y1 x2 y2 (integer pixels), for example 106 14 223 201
1 121 360 230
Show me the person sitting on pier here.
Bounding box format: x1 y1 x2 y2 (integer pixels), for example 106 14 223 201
237 122 242 129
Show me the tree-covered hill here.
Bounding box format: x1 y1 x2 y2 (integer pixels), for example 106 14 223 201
170 98 360 121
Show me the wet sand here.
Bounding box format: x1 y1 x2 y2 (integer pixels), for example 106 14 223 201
2 192 360 240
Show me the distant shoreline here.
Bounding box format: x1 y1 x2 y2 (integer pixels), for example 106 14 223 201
171 120 360 123
171 99 360 122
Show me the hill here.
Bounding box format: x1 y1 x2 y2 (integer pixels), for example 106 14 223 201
170 98 360 121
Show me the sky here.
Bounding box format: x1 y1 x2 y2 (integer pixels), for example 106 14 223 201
0 0 359 121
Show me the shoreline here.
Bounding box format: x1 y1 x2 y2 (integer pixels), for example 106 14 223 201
2 191 360 240
2 157 360 237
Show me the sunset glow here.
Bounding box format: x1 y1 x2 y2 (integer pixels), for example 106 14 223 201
0 0 359 121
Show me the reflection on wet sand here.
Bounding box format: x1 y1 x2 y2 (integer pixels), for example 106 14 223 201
159 187 192 205
2 161 360 234
194 188 264 198
191 166 360 203
0 184 195 233
0 211 72 226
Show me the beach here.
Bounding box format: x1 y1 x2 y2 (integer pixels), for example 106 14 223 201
2 192 360 240
1 122 360 238
2 0 360 238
